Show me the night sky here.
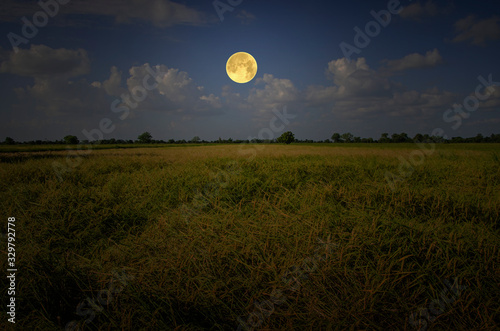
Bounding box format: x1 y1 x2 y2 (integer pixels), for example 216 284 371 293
0 0 499 142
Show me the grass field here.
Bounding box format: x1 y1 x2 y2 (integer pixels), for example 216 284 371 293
1 143 499 330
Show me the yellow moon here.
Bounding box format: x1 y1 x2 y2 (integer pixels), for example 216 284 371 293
226 52 258 84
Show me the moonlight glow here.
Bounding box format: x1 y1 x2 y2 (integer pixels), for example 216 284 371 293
226 52 258 84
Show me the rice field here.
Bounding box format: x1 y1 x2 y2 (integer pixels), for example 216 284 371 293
0 143 499 330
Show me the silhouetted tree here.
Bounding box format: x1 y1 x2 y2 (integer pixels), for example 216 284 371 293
191 136 201 143
391 133 410 143
341 132 353 143
413 133 424 142
63 135 79 145
277 131 295 144
490 134 500 143
4 137 15 145
379 133 390 143
137 132 153 143
331 133 342 143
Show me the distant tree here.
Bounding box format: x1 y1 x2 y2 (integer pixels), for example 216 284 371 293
474 133 484 143
277 131 295 144
341 132 353 143
431 134 447 143
4 137 15 145
353 136 361 143
168 139 175 144
391 133 409 143
331 133 342 143
491 134 500 143
379 133 390 143
191 136 201 143
413 133 424 143
137 132 153 143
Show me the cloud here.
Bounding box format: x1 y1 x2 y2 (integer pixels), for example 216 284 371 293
382 49 443 72
400 0 439 20
474 85 500 110
93 63 222 117
236 10 256 24
0 44 90 78
325 58 395 98
101 66 126 96
304 57 456 119
14 76 109 116
452 15 500 46
247 74 299 117
3 44 483 139
4 45 223 118
0 0 208 27
326 57 369 84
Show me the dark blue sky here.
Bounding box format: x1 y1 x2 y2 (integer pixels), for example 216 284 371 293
0 0 499 141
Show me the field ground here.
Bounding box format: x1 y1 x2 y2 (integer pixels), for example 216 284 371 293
1 144 499 330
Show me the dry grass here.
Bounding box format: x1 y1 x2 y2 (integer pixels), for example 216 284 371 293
0 143 498 330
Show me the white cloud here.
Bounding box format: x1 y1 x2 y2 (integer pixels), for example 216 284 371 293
325 58 394 98
304 57 456 119
452 15 500 46
14 76 108 116
400 1 440 20
4 44 487 139
474 85 500 110
200 94 222 108
382 49 443 72
0 0 208 27
246 74 299 120
110 63 223 115
236 10 256 24
0 44 89 78
326 57 369 83
102 66 125 96
249 74 298 104
4 46 223 118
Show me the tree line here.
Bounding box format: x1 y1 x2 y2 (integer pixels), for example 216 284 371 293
330 132 500 143
3 131 500 145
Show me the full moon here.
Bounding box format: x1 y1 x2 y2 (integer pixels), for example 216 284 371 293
226 52 258 84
